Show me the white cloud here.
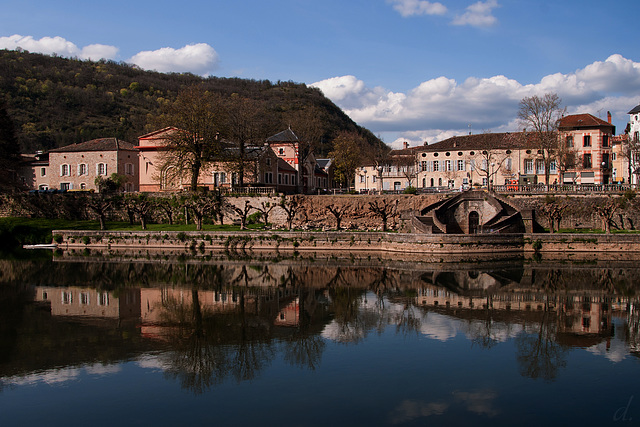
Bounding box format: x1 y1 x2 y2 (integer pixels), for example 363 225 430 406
312 54 640 143
452 0 500 28
128 43 219 75
0 34 118 60
388 0 447 17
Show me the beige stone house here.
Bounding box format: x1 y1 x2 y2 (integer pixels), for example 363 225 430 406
356 132 549 193
20 138 139 192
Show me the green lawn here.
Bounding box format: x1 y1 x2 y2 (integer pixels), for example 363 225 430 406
0 217 267 247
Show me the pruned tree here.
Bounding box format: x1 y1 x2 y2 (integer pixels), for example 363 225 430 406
158 85 225 191
85 194 115 230
124 193 156 230
230 200 254 230
155 194 180 225
280 195 301 231
325 203 348 230
518 93 566 186
594 197 625 234
182 192 222 231
255 198 277 228
368 199 398 232
538 198 569 233
329 131 364 189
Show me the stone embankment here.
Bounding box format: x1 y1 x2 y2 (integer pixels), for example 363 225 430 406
52 229 640 256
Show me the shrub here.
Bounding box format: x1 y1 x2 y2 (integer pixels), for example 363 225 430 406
53 234 63 244
403 186 418 194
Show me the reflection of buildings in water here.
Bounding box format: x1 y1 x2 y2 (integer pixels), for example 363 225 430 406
416 281 639 347
274 298 299 327
35 286 140 320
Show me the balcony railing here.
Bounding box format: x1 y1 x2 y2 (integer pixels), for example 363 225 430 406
492 183 635 194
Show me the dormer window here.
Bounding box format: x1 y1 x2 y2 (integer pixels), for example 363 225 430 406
278 148 284 156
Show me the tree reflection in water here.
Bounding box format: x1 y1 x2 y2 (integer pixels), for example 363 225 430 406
4 254 640 394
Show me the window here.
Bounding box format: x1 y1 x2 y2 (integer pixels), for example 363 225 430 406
360 175 365 183
583 135 591 147
80 183 86 190
481 159 488 171
612 153 617 161
470 160 476 171
278 174 282 184
566 136 573 148
550 161 557 174
278 148 285 156
433 161 439 172
284 174 289 185
445 160 453 171
535 159 545 175
62 291 72 304
38 184 48 190
602 135 609 147
265 172 273 184
504 158 512 171
60 182 71 191
266 158 271 166
97 163 107 176
583 153 592 169
97 292 109 306
524 159 534 174
60 164 70 176
420 161 427 171
125 163 134 175
80 292 89 305
40 167 46 177
78 163 87 176
457 160 465 171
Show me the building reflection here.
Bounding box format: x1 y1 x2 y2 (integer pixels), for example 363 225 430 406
5 256 640 392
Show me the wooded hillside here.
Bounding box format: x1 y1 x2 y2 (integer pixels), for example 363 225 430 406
0 49 382 155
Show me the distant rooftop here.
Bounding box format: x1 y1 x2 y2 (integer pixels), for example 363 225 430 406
49 138 137 153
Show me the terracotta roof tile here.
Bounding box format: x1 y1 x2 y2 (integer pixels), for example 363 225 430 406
417 132 535 153
558 113 613 129
49 138 137 153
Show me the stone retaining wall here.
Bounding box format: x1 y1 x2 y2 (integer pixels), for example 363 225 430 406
53 229 640 256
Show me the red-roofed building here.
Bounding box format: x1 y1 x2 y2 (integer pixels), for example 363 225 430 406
558 113 615 184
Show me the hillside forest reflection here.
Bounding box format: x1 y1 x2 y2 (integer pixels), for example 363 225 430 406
2 253 640 395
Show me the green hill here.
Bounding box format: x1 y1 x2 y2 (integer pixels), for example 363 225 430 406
0 49 382 155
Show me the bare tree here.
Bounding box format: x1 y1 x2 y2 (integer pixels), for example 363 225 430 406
594 197 625 234
159 85 225 191
621 133 640 185
85 194 115 230
518 93 566 186
473 145 508 190
538 198 569 233
123 193 156 230
223 95 269 187
368 199 398 231
255 198 277 228
325 203 348 230
280 195 301 230
393 151 417 188
230 200 254 230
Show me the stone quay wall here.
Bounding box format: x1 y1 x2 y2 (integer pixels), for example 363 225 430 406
52 229 640 256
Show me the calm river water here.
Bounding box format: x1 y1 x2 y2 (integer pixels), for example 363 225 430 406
1 249 639 426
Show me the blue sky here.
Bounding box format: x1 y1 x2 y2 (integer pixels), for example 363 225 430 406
1 0 639 148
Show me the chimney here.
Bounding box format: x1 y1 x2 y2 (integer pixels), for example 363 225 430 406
403 141 409 149
607 111 612 124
